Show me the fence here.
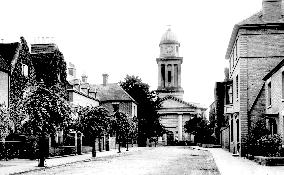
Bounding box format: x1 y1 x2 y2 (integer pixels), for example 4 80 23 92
0 141 22 160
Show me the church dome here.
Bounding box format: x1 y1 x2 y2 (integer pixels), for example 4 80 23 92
159 28 179 45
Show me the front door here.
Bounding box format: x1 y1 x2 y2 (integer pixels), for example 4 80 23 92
167 131 174 146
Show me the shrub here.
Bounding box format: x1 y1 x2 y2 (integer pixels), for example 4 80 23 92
247 119 270 156
256 134 282 157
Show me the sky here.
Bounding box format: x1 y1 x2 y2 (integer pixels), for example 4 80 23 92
0 0 263 109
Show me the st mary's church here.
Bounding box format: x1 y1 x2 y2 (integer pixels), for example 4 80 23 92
156 28 207 145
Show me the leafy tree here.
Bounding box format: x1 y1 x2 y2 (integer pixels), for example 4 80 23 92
128 116 138 145
184 116 214 144
120 75 165 146
20 82 71 167
77 106 110 157
111 112 131 152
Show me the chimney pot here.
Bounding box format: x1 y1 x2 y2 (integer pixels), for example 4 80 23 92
103 74 109 86
81 74 88 83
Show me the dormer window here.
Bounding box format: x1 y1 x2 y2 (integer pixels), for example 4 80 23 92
22 64 29 77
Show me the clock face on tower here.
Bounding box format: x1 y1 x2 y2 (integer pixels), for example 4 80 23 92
163 45 174 55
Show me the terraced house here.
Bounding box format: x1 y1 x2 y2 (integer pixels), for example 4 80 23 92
223 0 284 156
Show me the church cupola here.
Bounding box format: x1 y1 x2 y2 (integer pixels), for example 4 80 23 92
160 28 179 45
159 28 180 58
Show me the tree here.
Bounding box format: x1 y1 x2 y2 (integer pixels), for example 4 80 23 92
111 112 131 153
184 116 214 144
20 82 71 167
120 75 165 146
127 116 138 147
77 106 110 157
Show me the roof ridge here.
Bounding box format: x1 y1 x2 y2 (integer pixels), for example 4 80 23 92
116 84 137 103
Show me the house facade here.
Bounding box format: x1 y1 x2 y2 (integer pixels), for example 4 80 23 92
90 74 137 118
263 59 284 144
67 65 137 149
0 38 36 131
156 28 207 145
67 63 100 108
223 0 284 156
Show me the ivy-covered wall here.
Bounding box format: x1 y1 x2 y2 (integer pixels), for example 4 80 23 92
10 37 36 132
31 49 68 99
9 37 69 133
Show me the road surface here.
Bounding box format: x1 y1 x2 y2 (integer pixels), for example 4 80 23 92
19 146 220 175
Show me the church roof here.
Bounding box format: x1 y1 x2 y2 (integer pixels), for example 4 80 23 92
160 28 179 45
90 83 137 103
160 95 207 110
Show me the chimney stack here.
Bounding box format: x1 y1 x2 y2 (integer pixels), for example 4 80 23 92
262 0 282 22
67 62 76 79
102 74 109 86
81 74 88 83
224 68 229 81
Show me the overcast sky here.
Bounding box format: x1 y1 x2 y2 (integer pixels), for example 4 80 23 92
0 0 262 108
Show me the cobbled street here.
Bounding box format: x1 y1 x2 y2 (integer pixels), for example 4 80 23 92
18 147 220 175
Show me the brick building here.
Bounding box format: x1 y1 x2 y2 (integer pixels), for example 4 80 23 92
223 0 284 156
263 59 284 144
89 74 138 149
90 74 137 118
156 28 207 145
67 65 137 149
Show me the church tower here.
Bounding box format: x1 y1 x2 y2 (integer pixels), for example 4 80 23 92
156 28 184 99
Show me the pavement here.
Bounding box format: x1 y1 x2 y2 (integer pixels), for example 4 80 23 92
192 146 284 175
0 147 142 175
